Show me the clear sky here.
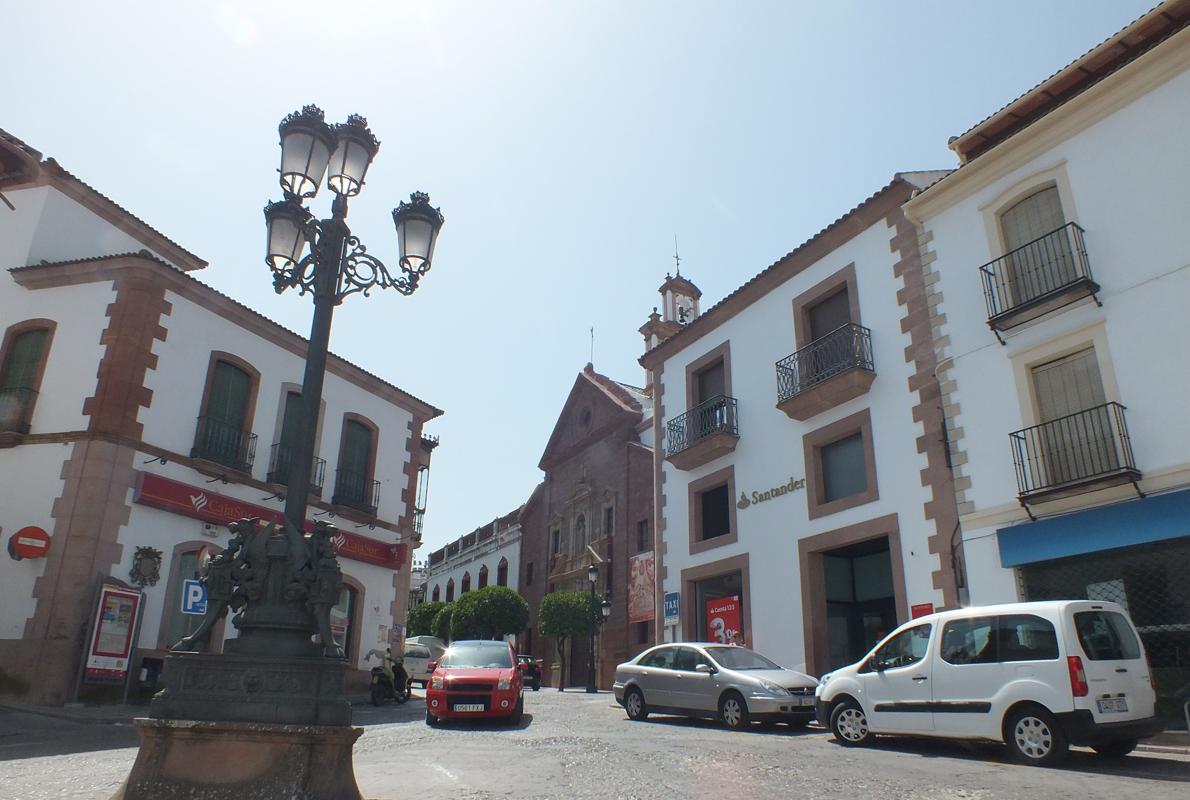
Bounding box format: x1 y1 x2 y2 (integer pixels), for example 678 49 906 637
4 1 1157 556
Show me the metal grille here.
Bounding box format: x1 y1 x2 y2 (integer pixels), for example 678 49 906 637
775 323 874 403
446 682 493 693
267 443 327 493
191 416 257 471
1018 537 1190 725
1010 402 1138 497
666 395 738 455
333 469 380 514
980 222 1093 320
0 386 36 433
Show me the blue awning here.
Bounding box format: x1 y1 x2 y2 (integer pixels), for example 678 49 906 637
997 489 1190 568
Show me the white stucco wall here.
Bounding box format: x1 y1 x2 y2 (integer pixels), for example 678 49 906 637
658 212 944 674
425 529 522 604
915 54 1190 603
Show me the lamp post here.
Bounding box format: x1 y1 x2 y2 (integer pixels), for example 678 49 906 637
586 565 611 693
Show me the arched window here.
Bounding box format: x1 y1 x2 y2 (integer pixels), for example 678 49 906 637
431 585 441 602
461 572 471 594
0 321 55 434
478 564 489 589
335 415 379 513
195 354 259 471
497 557 509 587
446 578 455 602
998 185 1073 305
575 514 587 553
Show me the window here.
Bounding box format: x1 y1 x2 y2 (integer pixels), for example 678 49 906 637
431 585 440 602
195 356 257 470
551 529 560 556
335 417 377 512
1074 611 1141 661
941 617 994 664
635 620 651 644
671 647 706 672
461 572 471 594
1030 347 1116 485
870 624 932 671
329 585 357 659
165 550 203 647
604 506 615 538
999 185 1075 305
821 433 867 502
525 561 534 586
574 514 587 553
0 323 52 434
808 289 851 342
269 390 321 488
637 519 649 554
477 565 489 589
497 557 509 587
689 466 738 555
700 486 730 540
696 360 726 405
639 647 676 669
446 578 455 602
942 615 1059 664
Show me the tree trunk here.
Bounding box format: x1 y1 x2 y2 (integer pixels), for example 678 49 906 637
556 638 566 692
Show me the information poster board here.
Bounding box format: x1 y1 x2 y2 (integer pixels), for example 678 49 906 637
84 584 143 684
705 595 741 644
628 551 656 623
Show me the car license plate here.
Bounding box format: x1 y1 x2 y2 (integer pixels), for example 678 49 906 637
797 696 815 706
453 703 484 712
1097 697 1128 714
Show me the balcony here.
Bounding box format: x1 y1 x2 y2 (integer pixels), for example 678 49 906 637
333 468 380 515
665 394 739 471
775 323 875 421
1010 402 1141 509
981 222 1100 339
0 386 37 434
191 416 257 472
266 443 327 495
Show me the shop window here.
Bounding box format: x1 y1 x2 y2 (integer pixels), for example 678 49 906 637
446 578 455 602
461 572 471 594
328 585 357 660
688 466 737 555
637 519 649 554
692 571 744 643
194 355 259 470
478 565 489 589
431 585 441 602
804 409 878 520
0 322 54 434
165 550 203 647
497 557 509 587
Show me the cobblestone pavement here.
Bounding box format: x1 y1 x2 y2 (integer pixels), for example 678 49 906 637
2 689 1189 799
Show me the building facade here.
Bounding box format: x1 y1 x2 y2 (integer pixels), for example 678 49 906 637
904 2 1190 719
0 132 439 703
425 508 522 604
519 364 655 689
641 174 961 677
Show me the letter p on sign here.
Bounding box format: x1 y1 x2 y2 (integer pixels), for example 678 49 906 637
182 579 207 615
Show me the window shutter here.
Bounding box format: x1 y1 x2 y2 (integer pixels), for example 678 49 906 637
342 420 373 478
207 361 251 429
280 392 303 448
0 329 48 389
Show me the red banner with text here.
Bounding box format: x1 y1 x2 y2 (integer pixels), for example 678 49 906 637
705 596 742 645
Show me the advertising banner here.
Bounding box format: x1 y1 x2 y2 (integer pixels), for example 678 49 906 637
134 472 407 569
84 584 142 684
627 551 656 623
705 595 741 644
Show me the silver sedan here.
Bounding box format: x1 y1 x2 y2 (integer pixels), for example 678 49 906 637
613 642 819 730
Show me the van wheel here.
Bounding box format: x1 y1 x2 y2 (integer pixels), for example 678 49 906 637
718 692 750 730
830 698 873 746
1004 706 1068 766
624 687 649 721
1092 739 1138 758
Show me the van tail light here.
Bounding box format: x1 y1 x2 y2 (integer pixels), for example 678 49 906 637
1068 656 1088 697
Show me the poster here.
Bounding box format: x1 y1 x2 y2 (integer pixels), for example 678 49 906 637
705 595 741 644
84 585 142 684
628 551 655 623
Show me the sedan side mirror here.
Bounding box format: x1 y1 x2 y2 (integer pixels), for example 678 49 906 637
695 663 716 674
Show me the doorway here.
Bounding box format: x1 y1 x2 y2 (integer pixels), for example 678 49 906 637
822 537 897 670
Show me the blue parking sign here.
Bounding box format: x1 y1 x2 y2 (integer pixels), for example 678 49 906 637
181 579 207 615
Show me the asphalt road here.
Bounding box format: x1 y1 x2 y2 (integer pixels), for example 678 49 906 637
2 690 1189 799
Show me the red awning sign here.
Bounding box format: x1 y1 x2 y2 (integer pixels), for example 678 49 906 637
9 526 51 560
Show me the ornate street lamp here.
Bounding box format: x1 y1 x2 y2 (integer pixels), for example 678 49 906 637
123 105 444 800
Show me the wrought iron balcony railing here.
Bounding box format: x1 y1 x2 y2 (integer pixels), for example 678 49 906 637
980 222 1095 322
333 468 380 514
666 394 738 456
191 416 257 471
0 386 37 434
267 443 327 494
1010 402 1139 500
776 323 874 403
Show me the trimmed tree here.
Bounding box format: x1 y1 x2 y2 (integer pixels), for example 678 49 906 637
538 590 597 692
450 586 529 641
432 602 454 643
407 600 446 637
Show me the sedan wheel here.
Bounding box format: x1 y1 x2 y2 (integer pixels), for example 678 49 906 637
718 693 750 730
624 687 649 721
830 699 873 747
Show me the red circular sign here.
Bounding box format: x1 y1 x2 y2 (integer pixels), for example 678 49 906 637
10 526 51 559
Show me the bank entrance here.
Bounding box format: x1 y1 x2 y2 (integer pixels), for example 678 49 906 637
823 537 897 669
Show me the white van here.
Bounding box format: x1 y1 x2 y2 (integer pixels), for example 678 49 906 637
815 601 1164 765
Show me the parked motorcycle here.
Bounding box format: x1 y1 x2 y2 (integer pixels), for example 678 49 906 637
370 664 410 706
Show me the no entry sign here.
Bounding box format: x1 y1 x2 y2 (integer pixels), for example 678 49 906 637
8 526 51 560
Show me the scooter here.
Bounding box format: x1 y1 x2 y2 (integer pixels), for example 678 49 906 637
370 664 410 706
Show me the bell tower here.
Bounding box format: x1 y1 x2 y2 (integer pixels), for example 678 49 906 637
639 243 703 385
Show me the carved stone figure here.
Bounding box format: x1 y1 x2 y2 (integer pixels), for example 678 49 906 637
170 519 253 652
308 521 345 658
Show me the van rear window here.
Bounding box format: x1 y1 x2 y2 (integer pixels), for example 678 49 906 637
1074 611 1141 661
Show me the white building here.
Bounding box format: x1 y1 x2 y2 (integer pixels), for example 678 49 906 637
640 171 960 676
0 130 440 703
425 508 522 604
904 2 1190 718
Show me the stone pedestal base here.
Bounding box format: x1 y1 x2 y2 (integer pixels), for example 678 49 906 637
112 718 363 800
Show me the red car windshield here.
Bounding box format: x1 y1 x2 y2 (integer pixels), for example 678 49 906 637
440 643 513 669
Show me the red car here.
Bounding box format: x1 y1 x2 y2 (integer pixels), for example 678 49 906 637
425 640 524 726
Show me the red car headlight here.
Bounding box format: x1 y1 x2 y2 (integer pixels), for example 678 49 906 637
497 676 512 691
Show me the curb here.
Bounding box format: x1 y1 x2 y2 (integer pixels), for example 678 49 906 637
0 700 134 726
